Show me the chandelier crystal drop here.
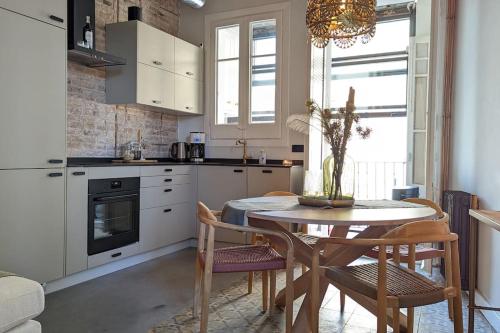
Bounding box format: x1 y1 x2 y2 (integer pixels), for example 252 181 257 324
306 0 377 49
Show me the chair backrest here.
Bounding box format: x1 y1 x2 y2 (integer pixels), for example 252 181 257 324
402 198 445 218
263 191 297 197
382 219 452 242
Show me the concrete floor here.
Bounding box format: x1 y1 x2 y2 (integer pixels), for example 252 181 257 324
38 248 245 333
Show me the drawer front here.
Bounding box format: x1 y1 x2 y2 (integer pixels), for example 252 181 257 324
87 242 140 269
140 202 194 252
247 167 291 197
141 174 191 188
141 184 193 209
140 165 193 177
88 166 140 180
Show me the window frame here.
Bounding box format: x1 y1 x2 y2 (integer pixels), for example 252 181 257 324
205 4 290 144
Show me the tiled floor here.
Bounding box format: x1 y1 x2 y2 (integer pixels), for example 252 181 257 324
39 248 494 333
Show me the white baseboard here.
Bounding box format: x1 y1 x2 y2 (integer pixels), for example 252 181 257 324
45 239 197 294
474 290 500 331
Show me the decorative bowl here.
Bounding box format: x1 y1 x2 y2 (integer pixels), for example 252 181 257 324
298 196 355 208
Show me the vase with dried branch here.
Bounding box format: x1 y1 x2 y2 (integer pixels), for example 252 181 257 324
287 87 371 203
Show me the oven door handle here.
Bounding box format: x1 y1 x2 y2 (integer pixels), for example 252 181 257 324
93 194 138 202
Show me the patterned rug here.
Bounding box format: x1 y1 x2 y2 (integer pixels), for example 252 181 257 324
150 269 494 333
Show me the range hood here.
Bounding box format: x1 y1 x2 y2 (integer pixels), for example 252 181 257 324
68 0 126 67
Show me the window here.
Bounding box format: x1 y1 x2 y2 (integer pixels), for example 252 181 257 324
310 18 411 200
208 6 287 141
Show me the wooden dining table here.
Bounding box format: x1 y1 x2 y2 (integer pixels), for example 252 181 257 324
235 197 437 333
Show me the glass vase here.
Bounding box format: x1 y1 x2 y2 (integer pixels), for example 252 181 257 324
322 154 355 200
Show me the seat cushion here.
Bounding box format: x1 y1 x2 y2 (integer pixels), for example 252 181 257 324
0 277 44 333
7 320 41 333
200 245 286 273
325 262 445 308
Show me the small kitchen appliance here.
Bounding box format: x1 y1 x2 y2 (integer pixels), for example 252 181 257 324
189 132 205 162
170 142 190 161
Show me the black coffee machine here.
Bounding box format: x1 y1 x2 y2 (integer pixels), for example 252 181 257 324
189 132 205 162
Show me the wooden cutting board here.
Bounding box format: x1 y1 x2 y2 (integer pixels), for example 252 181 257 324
111 159 159 164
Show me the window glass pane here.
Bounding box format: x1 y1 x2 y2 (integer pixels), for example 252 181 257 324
217 59 239 124
330 19 410 57
216 25 240 125
217 25 239 60
250 19 276 124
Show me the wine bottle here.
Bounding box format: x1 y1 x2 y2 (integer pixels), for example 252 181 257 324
83 16 94 49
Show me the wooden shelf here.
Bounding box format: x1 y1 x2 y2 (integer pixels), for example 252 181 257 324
469 209 500 232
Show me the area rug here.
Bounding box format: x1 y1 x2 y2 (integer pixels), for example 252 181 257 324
150 270 494 333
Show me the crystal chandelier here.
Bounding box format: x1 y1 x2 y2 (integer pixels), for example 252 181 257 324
306 0 377 48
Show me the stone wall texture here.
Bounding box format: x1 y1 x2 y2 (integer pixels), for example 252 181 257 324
67 0 180 157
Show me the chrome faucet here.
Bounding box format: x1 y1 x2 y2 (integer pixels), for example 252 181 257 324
236 139 249 164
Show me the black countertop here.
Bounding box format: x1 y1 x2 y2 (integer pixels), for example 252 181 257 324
67 157 304 168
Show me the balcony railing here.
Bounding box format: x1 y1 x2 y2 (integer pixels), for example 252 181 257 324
354 161 407 200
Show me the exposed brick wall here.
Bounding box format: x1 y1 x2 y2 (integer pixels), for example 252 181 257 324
67 0 180 158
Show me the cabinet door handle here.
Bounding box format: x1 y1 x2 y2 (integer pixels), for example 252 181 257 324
186 71 194 76
164 178 173 182
233 169 243 173
164 168 173 172
185 106 193 110
164 189 172 193
152 60 163 66
111 252 122 258
48 172 63 177
48 159 64 164
49 15 64 23
72 171 86 176
152 100 162 105
262 170 273 174
164 208 172 213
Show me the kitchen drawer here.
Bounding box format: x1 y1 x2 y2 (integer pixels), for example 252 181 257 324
140 165 193 177
88 166 140 180
87 242 140 269
141 174 191 188
140 202 195 252
141 184 193 209
247 167 291 197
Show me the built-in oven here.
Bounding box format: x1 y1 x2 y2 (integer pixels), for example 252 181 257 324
88 177 140 255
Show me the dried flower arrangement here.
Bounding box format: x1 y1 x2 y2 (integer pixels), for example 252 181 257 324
287 87 371 200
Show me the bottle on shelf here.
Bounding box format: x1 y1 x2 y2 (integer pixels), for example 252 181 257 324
83 16 94 49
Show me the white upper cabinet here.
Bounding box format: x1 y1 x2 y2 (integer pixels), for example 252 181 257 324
137 63 175 110
106 20 203 115
175 38 203 81
0 0 66 28
137 22 175 72
0 8 66 169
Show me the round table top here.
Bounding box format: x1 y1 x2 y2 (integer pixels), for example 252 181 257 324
242 198 437 226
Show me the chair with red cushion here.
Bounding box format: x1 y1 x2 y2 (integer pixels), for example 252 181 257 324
194 202 294 333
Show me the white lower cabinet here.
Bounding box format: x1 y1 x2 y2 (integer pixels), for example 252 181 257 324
66 168 89 275
197 166 248 244
140 202 194 252
247 167 294 197
0 169 65 283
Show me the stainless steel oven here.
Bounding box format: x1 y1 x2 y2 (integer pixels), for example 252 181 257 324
88 177 140 255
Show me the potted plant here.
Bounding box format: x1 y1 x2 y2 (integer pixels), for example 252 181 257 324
287 87 371 206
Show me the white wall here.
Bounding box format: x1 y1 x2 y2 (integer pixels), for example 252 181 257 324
451 0 500 328
177 0 308 161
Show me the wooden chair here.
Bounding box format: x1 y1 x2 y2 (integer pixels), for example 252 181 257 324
194 202 294 333
361 198 455 320
310 220 463 333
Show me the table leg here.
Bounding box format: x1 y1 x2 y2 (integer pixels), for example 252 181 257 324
468 218 478 332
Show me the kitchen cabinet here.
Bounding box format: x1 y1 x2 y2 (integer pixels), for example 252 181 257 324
66 168 89 276
137 63 175 110
137 21 175 72
247 167 298 197
175 74 202 114
140 202 194 252
197 166 248 244
0 0 66 28
0 8 66 169
175 38 203 81
0 169 65 283
106 20 203 115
